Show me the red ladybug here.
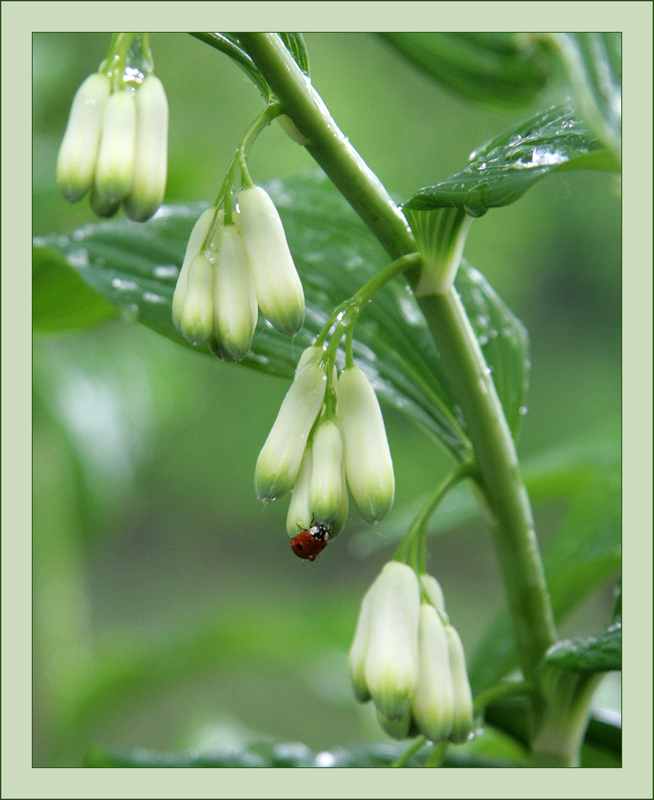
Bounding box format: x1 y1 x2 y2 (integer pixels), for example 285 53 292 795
290 521 331 562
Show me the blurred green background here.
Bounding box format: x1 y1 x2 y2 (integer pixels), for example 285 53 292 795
32 33 620 767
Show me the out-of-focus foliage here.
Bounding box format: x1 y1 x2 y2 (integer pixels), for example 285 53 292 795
33 32 620 767
379 33 549 108
381 32 622 161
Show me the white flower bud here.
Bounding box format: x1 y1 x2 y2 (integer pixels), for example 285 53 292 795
56 73 110 203
286 444 313 538
124 75 169 222
348 585 374 703
178 253 213 345
255 362 327 501
309 419 343 525
95 89 137 203
172 208 216 333
238 186 305 336
411 603 455 744
363 562 420 721
89 183 119 218
376 708 412 740
444 625 474 744
419 574 449 623
277 114 310 146
295 345 323 376
211 225 258 361
338 366 395 524
330 452 349 538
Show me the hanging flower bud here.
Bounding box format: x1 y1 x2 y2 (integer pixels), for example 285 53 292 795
255 361 327 502
444 625 474 744
330 450 349 538
362 562 420 721
309 418 343 525
210 224 258 361
95 89 137 203
410 603 455 743
286 444 313 538
295 345 323 376
338 366 395 524
89 183 120 219
376 709 412 740
419 574 449 623
172 208 217 334
178 253 213 345
347 583 374 703
56 73 110 203
124 75 169 222
238 186 305 336
277 114 310 146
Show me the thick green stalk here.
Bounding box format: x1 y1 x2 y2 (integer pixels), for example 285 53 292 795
238 31 558 739
237 34 416 261
419 291 556 679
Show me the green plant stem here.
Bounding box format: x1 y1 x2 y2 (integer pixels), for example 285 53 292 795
390 736 427 768
473 680 533 715
344 326 354 368
393 466 471 568
104 32 136 91
237 34 416 262
239 31 559 752
419 292 557 681
424 741 449 768
315 252 420 347
241 101 285 156
212 102 285 222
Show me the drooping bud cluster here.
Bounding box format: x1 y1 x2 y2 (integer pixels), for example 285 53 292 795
172 187 305 360
253 348 395 552
172 209 258 360
57 71 168 222
348 562 474 744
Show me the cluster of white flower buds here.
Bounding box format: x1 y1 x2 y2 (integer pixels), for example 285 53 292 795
255 348 394 538
56 70 168 222
172 187 305 360
348 562 474 744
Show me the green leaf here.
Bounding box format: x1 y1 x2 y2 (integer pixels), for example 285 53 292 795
470 470 621 690
379 32 548 108
544 622 621 673
83 741 518 768
404 105 618 217
32 243 117 332
34 172 530 465
543 33 621 163
278 32 309 75
457 262 530 438
189 33 271 100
